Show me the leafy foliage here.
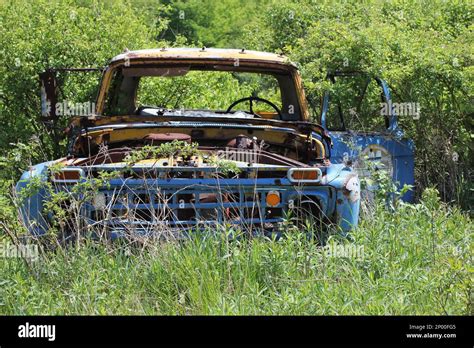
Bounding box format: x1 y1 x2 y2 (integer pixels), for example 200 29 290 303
244 0 473 205
124 140 200 165
124 141 242 175
0 0 167 158
159 0 269 47
137 71 281 111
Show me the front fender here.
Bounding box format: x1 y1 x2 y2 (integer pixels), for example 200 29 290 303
15 161 54 236
324 164 361 234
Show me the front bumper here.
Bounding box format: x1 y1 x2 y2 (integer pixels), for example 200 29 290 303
82 177 359 237
17 165 361 238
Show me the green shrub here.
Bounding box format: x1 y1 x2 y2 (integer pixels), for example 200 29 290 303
244 0 473 206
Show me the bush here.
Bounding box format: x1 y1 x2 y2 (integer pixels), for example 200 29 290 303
243 0 473 206
0 0 167 159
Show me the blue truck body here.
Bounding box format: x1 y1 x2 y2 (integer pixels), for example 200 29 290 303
15 49 413 240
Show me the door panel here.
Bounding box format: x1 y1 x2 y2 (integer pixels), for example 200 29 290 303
321 72 414 202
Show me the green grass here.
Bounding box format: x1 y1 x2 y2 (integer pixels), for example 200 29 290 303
0 193 472 315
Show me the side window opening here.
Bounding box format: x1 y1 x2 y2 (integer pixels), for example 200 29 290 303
326 74 389 133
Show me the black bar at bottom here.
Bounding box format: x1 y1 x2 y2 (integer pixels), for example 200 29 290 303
0 316 472 346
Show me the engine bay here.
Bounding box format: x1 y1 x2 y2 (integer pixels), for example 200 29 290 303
70 123 326 167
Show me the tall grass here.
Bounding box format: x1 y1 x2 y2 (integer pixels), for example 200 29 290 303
0 189 471 315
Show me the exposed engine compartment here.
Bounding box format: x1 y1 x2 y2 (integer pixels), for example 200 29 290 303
72 134 308 169
71 123 324 167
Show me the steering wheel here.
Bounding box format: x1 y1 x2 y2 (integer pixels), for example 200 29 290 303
226 96 283 120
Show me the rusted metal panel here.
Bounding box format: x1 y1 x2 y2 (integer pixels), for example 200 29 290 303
110 48 294 66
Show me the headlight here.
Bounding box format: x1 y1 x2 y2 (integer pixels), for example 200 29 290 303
345 176 360 202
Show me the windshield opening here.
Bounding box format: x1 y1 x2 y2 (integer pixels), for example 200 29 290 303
103 65 302 121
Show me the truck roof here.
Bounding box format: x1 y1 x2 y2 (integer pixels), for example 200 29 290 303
110 47 296 67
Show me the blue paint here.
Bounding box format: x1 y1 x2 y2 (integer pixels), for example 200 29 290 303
16 162 360 236
15 161 54 236
320 74 415 202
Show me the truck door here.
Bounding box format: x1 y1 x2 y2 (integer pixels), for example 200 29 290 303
320 72 415 202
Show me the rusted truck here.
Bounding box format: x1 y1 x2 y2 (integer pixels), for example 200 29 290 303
17 48 367 240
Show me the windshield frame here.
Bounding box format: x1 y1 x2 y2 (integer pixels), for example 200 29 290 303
96 58 310 121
